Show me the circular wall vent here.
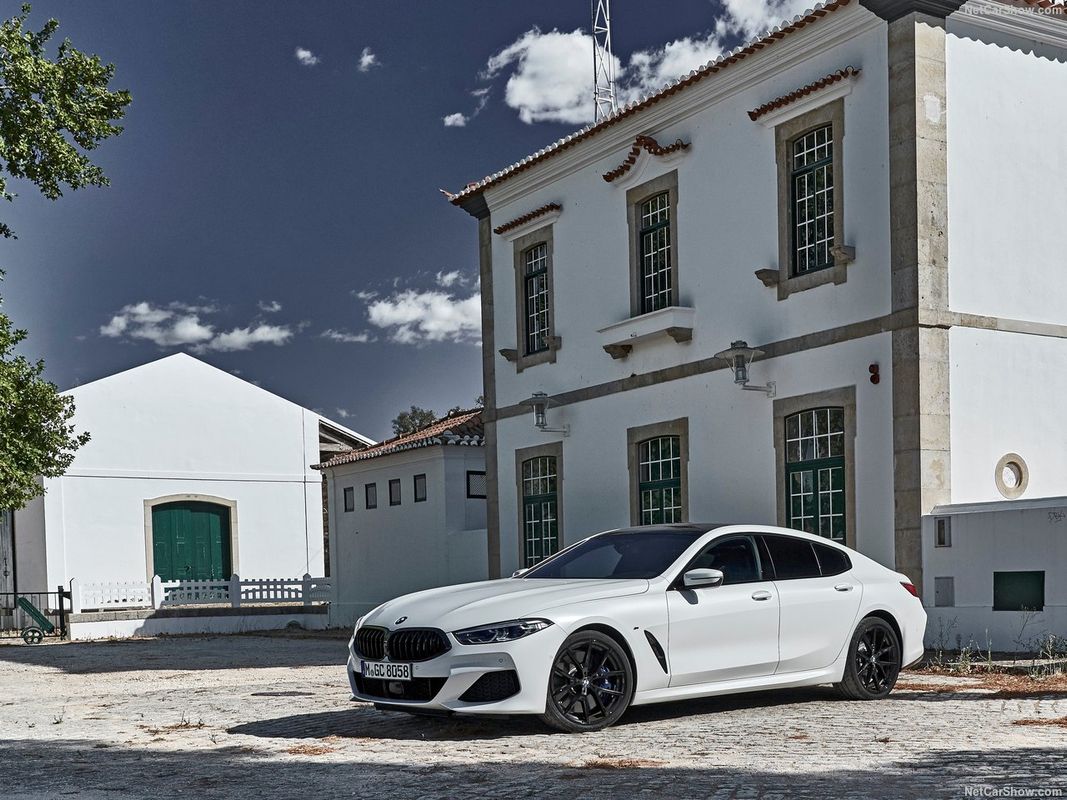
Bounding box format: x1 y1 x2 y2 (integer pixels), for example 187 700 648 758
994 453 1028 500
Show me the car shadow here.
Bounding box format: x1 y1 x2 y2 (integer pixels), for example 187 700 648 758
229 686 840 742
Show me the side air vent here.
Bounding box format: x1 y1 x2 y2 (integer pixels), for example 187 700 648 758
644 630 668 673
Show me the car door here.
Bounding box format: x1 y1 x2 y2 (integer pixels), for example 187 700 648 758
666 534 780 686
761 534 863 674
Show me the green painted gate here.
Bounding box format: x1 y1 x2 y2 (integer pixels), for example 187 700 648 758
151 502 232 581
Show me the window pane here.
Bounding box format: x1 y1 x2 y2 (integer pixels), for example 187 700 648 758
343 487 354 513
522 458 558 566
763 535 821 580
389 479 401 506
413 473 427 502
813 542 851 576
689 537 761 584
791 124 834 275
524 246 551 355
467 471 487 499
638 436 682 526
639 192 672 314
992 571 1044 611
364 483 377 509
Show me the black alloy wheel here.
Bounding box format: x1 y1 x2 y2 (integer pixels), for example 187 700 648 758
541 630 634 732
836 617 901 700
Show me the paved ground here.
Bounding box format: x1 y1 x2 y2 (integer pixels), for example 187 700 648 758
0 633 1064 799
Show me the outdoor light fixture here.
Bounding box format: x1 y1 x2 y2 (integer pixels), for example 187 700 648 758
713 340 776 397
523 391 569 436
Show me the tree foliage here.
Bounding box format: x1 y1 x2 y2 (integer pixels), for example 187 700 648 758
0 3 132 238
0 287 89 509
391 405 438 437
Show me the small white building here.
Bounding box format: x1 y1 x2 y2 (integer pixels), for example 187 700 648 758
318 409 488 626
447 0 1067 618
923 498 1067 652
9 353 371 592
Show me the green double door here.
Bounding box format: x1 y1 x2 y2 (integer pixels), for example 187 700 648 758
151 502 232 581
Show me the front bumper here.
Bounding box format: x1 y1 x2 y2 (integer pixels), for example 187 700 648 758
347 624 566 715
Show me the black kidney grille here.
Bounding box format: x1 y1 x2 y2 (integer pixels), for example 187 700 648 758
386 629 451 662
355 626 386 660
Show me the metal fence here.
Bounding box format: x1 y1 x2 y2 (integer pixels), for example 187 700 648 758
0 589 69 640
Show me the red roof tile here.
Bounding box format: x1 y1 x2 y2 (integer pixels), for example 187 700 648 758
493 203 562 235
314 409 483 469
602 135 690 182
747 66 861 121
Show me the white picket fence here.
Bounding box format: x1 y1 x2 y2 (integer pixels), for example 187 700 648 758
72 574 331 613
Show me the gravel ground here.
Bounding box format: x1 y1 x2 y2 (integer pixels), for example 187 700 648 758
0 633 1064 799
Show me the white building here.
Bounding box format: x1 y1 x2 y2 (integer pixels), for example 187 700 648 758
318 409 488 626
9 353 371 592
448 0 1067 619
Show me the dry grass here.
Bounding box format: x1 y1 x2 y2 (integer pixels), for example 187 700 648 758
580 757 668 769
1012 717 1067 728
896 672 1067 699
285 744 337 756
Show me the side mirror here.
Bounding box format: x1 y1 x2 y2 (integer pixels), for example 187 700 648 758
511 568 531 578
683 568 724 589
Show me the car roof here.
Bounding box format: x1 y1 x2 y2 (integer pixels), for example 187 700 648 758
603 523 728 535
599 523 854 552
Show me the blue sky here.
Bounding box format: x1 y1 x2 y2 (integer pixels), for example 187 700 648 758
2 0 805 440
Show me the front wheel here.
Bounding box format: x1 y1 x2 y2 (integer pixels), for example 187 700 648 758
540 630 634 732
835 617 901 700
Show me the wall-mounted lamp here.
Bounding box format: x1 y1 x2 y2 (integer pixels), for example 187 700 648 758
713 340 776 397
523 391 570 436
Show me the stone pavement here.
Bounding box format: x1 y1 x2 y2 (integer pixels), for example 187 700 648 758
0 634 1063 799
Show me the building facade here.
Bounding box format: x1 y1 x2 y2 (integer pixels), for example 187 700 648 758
450 0 1067 591
10 353 371 591
318 410 488 626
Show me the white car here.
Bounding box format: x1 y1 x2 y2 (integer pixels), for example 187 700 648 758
347 524 926 732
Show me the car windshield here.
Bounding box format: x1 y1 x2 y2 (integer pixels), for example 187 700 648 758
522 529 705 580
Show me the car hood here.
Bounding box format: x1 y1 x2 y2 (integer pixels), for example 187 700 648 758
360 578 650 632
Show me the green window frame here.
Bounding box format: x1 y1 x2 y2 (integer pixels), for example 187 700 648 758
791 124 834 276
785 407 845 542
522 456 559 566
638 192 672 314
523 242 550 355
638 435 682 525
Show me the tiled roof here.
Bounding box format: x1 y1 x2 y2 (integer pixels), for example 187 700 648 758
314 409 483 469
602 135 691 182
493 203 562 235
747 66 861 121
446 0 853 206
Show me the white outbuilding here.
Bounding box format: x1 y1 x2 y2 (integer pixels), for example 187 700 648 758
9 353 372 593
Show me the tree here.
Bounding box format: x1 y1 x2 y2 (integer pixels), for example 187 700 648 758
0 286 89 509
0 4 132 238
391 406 438 437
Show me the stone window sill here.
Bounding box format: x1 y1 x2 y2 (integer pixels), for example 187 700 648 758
598 306 695 359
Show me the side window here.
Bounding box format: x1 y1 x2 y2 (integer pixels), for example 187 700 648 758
364 483 377 510
762 534 820 580
388 479 401 506
688 536 762 585
812 542 851 577
343 486 354 513
413 473 427 503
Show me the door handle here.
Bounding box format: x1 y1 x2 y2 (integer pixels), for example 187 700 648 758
834 583 854 592
751 590 772 601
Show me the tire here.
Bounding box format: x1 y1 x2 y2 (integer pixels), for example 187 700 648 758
835 616 901 700
540 630 635 732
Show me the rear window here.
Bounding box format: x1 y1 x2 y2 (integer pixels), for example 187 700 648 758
813 542 851 577
763 535 820 580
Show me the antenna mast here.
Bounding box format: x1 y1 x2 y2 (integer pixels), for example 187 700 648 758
592 0 618 122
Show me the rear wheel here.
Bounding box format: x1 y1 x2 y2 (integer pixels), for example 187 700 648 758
540 630 634 732
835 617 901 700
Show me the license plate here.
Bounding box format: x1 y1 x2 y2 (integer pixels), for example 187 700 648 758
361 660 412 681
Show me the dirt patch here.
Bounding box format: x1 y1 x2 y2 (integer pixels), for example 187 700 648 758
579 757 668 769
285 743 337 756
1012 717 1067 728
898 672 1067 699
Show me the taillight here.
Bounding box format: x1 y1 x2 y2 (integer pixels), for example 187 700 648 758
900 581 919 598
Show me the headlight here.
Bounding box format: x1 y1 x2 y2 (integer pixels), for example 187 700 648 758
452 618 552 645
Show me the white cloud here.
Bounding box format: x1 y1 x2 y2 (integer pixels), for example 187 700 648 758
335 407 351 419
476 1 812 126
364 289 481 345
321 328 375 344
258 300 282 313
100 301 296 352
295 47 320 67
358 46 379 72
435 270 462 287
442 112 468 127
443 89 490 128
205 324 293 352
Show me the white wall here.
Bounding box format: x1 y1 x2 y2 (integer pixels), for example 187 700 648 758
949 327 1067 504
327 446 488 626
495 334 895 576
15 354 334 589
923 498 1067 651
946 21 1067 324
485 10 890 413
